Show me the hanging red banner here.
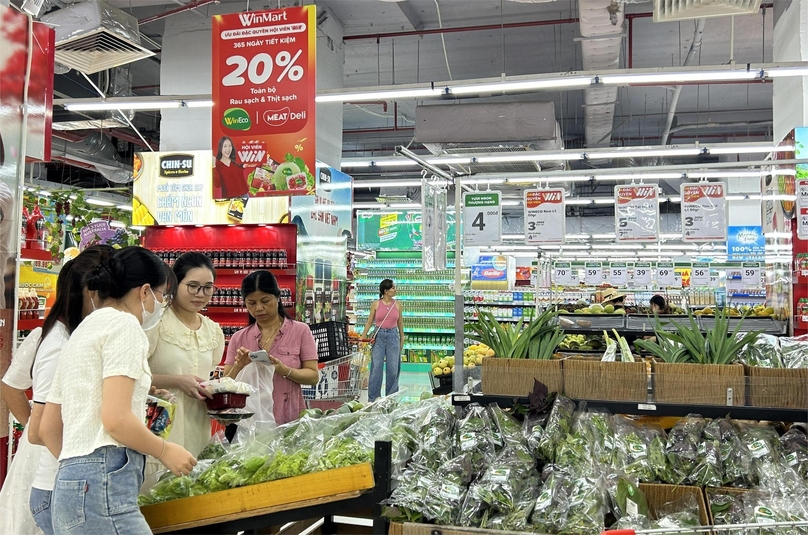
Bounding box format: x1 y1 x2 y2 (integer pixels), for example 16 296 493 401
211 6 316 200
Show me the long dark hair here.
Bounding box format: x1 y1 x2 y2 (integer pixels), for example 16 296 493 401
379 279 394 299
215 136 238 164
84 246 167 301
241 270 288 325
173 252 216 283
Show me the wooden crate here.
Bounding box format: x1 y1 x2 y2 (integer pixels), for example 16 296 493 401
141 463 374 533
389 522 544 535
481 358 562 397
639 483 710 527
562 358 648 402
745 365 808 409
653 361 745 406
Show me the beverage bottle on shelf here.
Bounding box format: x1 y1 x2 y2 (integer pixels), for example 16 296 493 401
26 205 44 250
279 249 287 268
304 276 315 324
331 279 340 321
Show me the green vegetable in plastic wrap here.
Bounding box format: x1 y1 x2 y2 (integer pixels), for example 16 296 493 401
703 416 753 487
197 441 227 461
455 404 496 474
317 437 373 471
574 409 616 465
535 395 575 462
664 414 706 485
648 435 671 483
248 450 311 484
780 427 808 480
487 403 526 450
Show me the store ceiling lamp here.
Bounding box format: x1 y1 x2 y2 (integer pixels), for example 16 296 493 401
506 176 593 184
594 172 683 181
85 198 116 206
598 70 759 85
115 204 133 211
448 76 593 95
316 87 444 103
64 100 182 111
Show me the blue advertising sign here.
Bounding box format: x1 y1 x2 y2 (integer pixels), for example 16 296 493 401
470 255 508 282
727 226 765 261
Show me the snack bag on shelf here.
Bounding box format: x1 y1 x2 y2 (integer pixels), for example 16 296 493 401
145 394 176 439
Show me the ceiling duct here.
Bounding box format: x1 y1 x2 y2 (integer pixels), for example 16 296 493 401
653 0 761 22
40 0 155 74
579 0 624 149
51 131 133 184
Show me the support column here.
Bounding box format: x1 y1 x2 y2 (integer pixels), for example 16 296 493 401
772 1 808 143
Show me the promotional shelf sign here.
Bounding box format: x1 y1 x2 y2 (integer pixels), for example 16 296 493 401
553 261 573 287
656 262 676 287
585 262 603 286
727 226 765 261
609 262 628 286
524 189 565 244
691 262 711 287
289 166 352 239
615 185 659 242
633 263 652 286
681 183 727 242
463 191 501 246
356 211 456 251
212 6 316 200
742 262 762 288
798 178 808 241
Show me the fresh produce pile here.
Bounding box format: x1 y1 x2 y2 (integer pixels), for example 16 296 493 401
694 305 775 317
562 303 626 315
738 333 808 369
557 334 603 352
708 488 808 534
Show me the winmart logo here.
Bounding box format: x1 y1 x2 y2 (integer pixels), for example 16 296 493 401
238 11 288 27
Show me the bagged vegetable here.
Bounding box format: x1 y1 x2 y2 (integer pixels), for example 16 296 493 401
487 403 526 450
197 431 228 461
137 459 214 505
455 403 497 475
652 493 701 531
474 445 537 514
531 464 608 535
702 416 753 487
781 335 808 369
664 414 706 485
523 412 548 456
411 402 456 472
690 429 722 488
573 407 616 465
781 427 808 480
482 478 538 532
535 395 575 463
609 476 650 521
737 333 783 368
614 415 664 483
648 433 672 483
707 489 748 526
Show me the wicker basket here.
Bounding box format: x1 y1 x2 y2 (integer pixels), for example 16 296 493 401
653 361 745 406
481 358 562 397
562 357 648 402
745 365 808 409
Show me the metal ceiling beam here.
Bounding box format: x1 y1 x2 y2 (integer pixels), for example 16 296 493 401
343 16 579 41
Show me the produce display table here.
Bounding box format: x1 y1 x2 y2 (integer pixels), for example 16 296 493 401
141 441 392 535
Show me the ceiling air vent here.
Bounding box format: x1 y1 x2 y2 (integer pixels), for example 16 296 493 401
40 0 155 74
654 0 761 22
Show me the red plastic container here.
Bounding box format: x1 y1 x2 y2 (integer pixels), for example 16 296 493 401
205 392 248 410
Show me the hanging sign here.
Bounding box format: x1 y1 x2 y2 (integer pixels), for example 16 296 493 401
211 7 316 200
681 183 727 242
609 262 628 286
615 185 659 242
524 189 565 244
656 262 675 287
691 262 711 287
463 191 501 246
585 262 603 286
709 273 721 288
553 261 573 287
742 262 762 288
633 262 652 286
797 179 808 241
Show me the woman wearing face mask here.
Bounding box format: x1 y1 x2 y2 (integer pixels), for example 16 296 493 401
144 252 224 487
39 247 196 535
224 270 318 426
24 246 113 535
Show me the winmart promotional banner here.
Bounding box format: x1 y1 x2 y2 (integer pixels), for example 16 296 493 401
211 7 316 200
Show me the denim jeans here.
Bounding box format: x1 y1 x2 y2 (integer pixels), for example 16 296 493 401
52 446 151 535
369 327 400 401
30 487 55 535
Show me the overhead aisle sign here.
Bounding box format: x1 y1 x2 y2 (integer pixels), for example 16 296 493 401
681 183 727 242
463 191 501 246
524 189 565 244
615 185 659 242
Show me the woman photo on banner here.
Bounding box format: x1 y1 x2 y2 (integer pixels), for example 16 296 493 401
213 136 248 200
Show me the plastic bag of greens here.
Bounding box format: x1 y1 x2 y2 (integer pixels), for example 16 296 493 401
744 493 808 535
648 432 672 483
736 421 786 488
523 411 548 455
387 466 467 526
487 403 526 450
703 416 753 487
614 415 663 483
197 431 229 461
610 514 652 530
652 493 701 531
457 481 489 527
411 403 456 472
436 451 475 487
689 431 723 488
482 478 539 532
707 489 748 526
573 407 616 465
607 474 650 521
195 441 271 491
737 333 783 368
554 432 590 470
137 459 215 505
781 427 808 480
381 467 430 524
455 403 497 475
780 335 808 369
665 414 706 485
535 394 575 462
474 445 537 513
532 464 607 535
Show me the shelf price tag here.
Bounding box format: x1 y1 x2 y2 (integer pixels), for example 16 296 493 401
463 191 501 246
681 183 727 242
798 179 808 241
553 261 574 287
709 273 721 288
742 262 761 288
609 262 628 286
633 262 652 286
585 262 603 286
524 189 565 244
656 262 675 287
615 185 659 242
691 262 711 287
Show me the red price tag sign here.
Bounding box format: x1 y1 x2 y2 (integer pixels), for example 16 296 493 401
212 7 316 200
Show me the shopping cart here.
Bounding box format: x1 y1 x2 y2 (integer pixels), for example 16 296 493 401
601 520 808 534
302 350 369 402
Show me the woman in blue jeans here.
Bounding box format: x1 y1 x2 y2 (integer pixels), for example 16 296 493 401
361 279 404 402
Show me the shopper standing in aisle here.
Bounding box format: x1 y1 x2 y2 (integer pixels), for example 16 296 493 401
650 294 671 315
39 247 196 535
26 246 113 535
213 135 249 199
144 252 224 487
361 279 404 402
224 270 318 426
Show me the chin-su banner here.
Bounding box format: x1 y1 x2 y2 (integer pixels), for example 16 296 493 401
211 7 316 200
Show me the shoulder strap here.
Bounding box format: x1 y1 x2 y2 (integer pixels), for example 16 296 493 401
370 300 396 339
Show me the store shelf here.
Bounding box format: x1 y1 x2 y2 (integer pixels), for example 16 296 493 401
403 344 454 351
20 248 52 262
464 301 535 307
17 318 44 330
355 295 455 302
404 327 455 334
356 279 457 285
215 267 296 276
464 316 533 323
357 312 454 318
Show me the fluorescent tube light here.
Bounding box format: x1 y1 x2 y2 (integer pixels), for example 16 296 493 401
653 244 699 250
129 225 146 231
591 244 639 250
689 171 763 178
593 148 702 159
501 200 520 206
86 198 115 206
591 233 616 239
707 145 778 155
594 198 616 204
36 190 51 197
432 157 473 165
184 100 214 108
506 176 592 184
464 178 506 185
725 195 747 201
476 153 581 164
765 232 792 239
773 168 796 176
65 100 182 111
355 180 426 188
115 204 133 211
764 67 808 78
660 196 682 203
595 172 681 181
373 159 419 167
599 70 759 85
110 221 126 229
566 199 593 205
565 234 591 240
316 88 444 103
341 161 371 168
559 244 590 250
448 76 592 95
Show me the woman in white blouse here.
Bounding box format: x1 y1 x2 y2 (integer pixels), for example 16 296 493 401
144 252 224 487
40 247 196 535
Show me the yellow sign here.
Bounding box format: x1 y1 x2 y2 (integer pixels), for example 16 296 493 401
19 263 59 309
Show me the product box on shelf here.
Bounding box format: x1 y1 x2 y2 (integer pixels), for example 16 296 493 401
562 357 648 402
480 358 563 397
652 361 746 406
639 483 711 527
744 365 808 409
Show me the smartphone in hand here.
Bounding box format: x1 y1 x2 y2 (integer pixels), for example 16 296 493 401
249 350 271 363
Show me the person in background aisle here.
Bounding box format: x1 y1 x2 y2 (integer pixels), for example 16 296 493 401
212 135 248 199
361 279 404 402
39 247 196 535
0 327 45 535
144 252 224 488
224 270 318 426
650 294 671 315
26 246 113 535
601 287 627 310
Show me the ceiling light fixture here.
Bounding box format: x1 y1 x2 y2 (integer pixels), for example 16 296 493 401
65 100 182 111
593 148 702 159
316 87 444 103
599 70 759 85
594 172 682 181
448 76 593 95
564 234 591 240
115 204 133 211
591 233 617 239
565 199 593 205
85 198 116 207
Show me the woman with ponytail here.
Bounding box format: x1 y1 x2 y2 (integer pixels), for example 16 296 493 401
39 247 196 535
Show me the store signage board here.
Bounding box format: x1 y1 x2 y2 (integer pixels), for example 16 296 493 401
211 7 316 200
609 262 628 286
356 211 457 251
463 191 501 246
133 151 288 225
524 189 565 244
585 262 603 286
554 261 573 287
615 185 659 242
727 226 765 261
742 262 762 288
681 183 727 242
634 263 652 286
289 166 352 238
709 273 721 288
656 262 675 287
691 262 710 287
798 179 808 240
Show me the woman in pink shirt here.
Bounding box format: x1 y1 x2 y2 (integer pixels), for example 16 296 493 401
224 270 318 425
361 279 404 401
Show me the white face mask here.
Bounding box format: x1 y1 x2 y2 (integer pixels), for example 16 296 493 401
141 289 165 331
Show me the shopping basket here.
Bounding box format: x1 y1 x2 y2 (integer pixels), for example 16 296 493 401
302 351 368 401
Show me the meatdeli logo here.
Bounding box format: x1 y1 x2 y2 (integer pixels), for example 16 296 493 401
159 154 194 178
